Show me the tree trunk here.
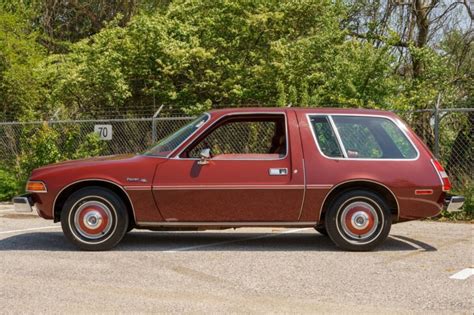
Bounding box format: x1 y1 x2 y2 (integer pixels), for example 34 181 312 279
412 111 434 150
446 111 473 187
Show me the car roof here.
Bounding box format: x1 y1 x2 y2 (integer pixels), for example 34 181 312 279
208 107 397 117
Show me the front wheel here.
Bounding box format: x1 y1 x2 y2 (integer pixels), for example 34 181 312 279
325 190 391 251
61 187 129 251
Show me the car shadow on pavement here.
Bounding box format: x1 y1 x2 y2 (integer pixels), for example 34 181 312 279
0 231 437 252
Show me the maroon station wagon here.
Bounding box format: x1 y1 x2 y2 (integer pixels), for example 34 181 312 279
14 108 464 251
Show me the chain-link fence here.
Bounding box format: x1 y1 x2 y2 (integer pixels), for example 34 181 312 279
0 117 193 162
0 108 472 190
397 108 473 190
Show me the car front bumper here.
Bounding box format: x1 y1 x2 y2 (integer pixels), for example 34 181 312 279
444 195 465 212
12 194 34 213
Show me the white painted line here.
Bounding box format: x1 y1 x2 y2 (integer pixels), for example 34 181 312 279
0 226 61 235
164 228 310 253
449 268 474 280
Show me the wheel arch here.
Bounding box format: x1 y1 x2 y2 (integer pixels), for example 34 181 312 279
319 180 399 223
53 179 136 225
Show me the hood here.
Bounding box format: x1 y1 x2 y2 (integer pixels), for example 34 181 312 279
32 154 136 173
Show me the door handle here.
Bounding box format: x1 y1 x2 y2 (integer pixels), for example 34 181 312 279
269 168 288 176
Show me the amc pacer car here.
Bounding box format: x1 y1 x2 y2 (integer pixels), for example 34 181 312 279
14 108 464 251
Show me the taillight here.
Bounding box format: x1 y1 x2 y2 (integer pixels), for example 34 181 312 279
431 159 451 192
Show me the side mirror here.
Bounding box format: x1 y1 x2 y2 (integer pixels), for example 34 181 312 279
198 148 211 165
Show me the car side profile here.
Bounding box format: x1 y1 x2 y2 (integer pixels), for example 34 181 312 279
13 108 464 251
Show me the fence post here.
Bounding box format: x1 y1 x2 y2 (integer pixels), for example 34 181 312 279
152 104 164 144
433 93 441 159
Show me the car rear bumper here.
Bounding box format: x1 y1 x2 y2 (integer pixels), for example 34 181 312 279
444 195 465 212
12 194 34 213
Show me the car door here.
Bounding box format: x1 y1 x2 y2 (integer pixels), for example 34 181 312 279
152 111 305 222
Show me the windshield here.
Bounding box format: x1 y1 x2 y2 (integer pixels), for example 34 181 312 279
144 114 209 157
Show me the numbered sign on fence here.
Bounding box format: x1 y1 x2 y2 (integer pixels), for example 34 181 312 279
94 125 113 140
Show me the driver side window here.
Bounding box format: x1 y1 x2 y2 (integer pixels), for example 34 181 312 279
184 114 287 159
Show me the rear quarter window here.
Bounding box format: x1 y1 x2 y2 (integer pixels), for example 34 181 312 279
334 118 383 158
308 116 343 158
308 114 418 160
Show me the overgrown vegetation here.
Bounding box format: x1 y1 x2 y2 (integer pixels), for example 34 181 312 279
1 124 104 199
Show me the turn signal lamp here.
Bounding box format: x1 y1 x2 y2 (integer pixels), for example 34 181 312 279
26 181 48 193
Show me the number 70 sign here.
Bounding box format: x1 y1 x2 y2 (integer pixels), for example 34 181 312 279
94 125 113 140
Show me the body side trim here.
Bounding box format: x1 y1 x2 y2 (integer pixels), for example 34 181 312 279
136 221 317 227
306 184 334 189
152 185 304 190
124 186 152 191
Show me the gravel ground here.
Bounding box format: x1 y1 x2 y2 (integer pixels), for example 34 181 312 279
0 205 472 314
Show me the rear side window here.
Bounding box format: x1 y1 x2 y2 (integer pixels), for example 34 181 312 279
309 116 343 157
379 120 418 159
333 117 383 158
308 115 418 159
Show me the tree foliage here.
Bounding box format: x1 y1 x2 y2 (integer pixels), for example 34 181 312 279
0 0 471 121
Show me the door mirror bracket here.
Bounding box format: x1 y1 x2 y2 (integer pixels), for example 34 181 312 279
198 148 211 165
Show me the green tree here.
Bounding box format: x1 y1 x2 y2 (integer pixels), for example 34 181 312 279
45 0 397 119
0 12 48 121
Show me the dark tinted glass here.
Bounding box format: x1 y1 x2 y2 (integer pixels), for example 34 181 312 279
309 116 343 157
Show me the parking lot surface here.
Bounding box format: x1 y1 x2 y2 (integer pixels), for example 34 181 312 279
0 204 472 314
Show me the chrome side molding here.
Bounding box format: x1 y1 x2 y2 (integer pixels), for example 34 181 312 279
136 221 317 228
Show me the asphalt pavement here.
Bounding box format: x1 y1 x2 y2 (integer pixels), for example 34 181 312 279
0 204 472 314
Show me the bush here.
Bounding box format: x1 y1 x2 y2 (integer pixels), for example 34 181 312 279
0 168 20 201
69 132 104 160
18 123 61 181
18 123 105 177
0 123 106 201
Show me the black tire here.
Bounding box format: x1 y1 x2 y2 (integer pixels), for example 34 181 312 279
61 187 129 251
315 225 328 236
325 190 391 251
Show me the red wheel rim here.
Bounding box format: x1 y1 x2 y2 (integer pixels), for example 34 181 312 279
344 206 375 235
339 200 379 241
73 200 113 240
78 205 109 235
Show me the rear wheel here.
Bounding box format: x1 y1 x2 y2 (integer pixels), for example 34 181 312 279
325 190 391 251
61 187 129 251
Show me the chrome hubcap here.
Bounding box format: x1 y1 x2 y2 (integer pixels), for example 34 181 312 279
74 201 113 240
351 211 370 230
83 210 103 229
340 201 378 240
